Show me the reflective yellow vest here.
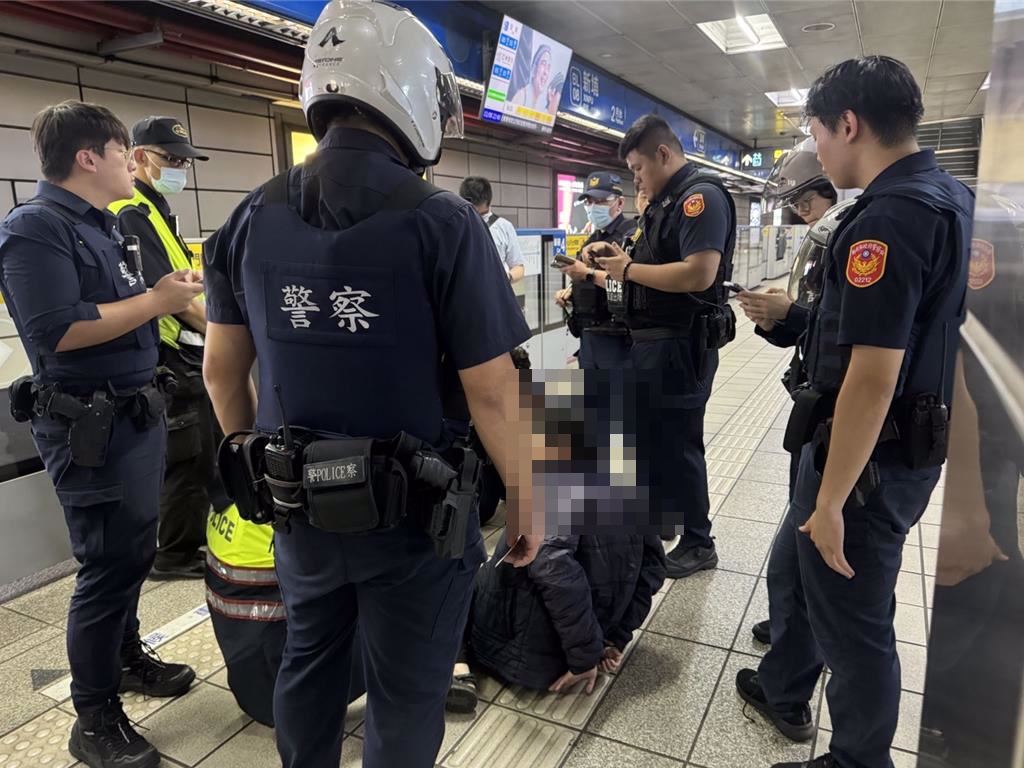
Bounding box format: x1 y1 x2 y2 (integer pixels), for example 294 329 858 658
109 186 203 349
206 504 276 570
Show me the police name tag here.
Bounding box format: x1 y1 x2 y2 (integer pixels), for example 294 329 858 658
606 278 623 301
303 457 367 489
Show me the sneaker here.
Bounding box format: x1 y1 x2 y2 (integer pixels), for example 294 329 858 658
68 700 160 768
772 754 838 768
664 544 718 579
735 668 814 742
149 559 205 580
752 619 771 645
446 673 478 714
120 640 195 698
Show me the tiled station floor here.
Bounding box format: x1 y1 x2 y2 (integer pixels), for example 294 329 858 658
0 299 941 768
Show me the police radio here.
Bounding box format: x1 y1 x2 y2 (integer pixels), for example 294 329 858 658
262 385 313 514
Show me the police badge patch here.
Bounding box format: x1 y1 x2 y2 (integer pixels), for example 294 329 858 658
968 238 995 290
845 240 888 288
682 193 704 218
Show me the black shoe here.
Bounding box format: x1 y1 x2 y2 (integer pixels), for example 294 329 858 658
149 559 205 580
735 668 814 742
446 673 478 714
664 544 718 579
68 700 160 768
120 640 196 697
752 619 771 645
772 754 837 768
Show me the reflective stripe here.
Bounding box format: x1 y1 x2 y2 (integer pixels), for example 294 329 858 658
206 585 286 622
178 330 206 348
206 552 278 585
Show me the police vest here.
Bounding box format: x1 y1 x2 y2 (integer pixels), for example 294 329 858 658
109 187 204 350
205 503 283 621
803 174 974 402
240 166 462 443
627 171 736 328
570 214 636 331
13 197 158 387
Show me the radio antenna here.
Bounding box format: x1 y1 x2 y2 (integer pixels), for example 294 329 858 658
274 384 293 449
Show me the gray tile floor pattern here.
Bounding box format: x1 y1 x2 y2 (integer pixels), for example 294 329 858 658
0 308 939 767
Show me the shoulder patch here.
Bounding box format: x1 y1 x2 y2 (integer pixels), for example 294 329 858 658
968 238 995 290
845 239 888 288
682 193 705 218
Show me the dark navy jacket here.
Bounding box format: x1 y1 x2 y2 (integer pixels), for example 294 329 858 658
469 534 667 689
203 128 530 446
0 181 157 393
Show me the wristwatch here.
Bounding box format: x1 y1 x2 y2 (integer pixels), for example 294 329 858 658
585 268 595 283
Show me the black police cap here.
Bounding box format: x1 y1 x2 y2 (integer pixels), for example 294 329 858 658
578 171 624 201
131 117 209 161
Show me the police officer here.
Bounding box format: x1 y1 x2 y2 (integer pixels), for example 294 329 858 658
0 100 202 768
200 3 540 767
558 171 635 370
733 56 975 768
737 140 843 645
111 116 217 580
586 114 736 578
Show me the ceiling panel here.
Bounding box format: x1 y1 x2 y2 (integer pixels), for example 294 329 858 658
656 50 746 80
791 39 863 73
924 72 988 93
938 0 995 27
770 7 860 45
854 0 941 37
924 87 986 105
933 21 994 51
729 48 809 83
928 46 994 76
635 24 723 56
967 92 987 114
862 32 936 59
668 0 770 24
585 0 691 34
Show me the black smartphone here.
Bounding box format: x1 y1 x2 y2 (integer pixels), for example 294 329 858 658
724 281 747 294
551 254 576 268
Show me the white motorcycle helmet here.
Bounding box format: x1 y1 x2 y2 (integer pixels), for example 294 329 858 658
300 0 464 168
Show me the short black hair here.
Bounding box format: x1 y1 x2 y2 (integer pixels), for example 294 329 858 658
619 114 683 161
459 176 492 207
811 180 838 203
805 56 924 147
30 100 130 182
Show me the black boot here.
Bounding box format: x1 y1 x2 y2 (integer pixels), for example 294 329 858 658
752 619 771 644
664 542 718 579
68 699 160 768
120 639 196 697
735 668 814 742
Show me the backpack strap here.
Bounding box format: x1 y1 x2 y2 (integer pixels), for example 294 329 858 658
485 212 500 229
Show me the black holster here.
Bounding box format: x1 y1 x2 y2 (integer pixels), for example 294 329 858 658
894 394 950 470
784 387 835 454
810 419 880 509
217 432 276 526
425 444 481 560
8 376 35 423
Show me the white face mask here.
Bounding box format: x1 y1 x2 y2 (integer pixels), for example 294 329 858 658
152 166 187 195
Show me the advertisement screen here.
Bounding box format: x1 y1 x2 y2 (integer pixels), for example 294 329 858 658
556 173 591 236
481 16 573 135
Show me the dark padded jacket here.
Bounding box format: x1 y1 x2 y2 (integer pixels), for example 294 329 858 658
468 534 666 690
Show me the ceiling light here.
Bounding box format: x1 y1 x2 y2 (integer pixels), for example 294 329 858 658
764 88 809 107
697 14 787 55
735 15 760 45
599 52 614 59
801 22 836 32
981 72 991 90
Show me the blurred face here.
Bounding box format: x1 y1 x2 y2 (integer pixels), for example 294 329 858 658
625 147 672 201
81 141 136 202
809 115 857 191
533 51 551 90
789 189 833 226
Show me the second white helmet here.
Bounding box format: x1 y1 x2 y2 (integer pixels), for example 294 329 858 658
300 0 464 168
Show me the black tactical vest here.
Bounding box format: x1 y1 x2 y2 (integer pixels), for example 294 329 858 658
626 169 736 329
803 174 974 403
570 213 637 331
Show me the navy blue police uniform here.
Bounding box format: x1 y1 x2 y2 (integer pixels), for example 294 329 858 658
0 182 190 715
757 150 974 768
624 165 735 550
203 127 530 768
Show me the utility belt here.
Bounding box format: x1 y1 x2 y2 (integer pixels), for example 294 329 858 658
217 427 481 560
784 386 950 505
629 307 735 377
8 368 178 468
